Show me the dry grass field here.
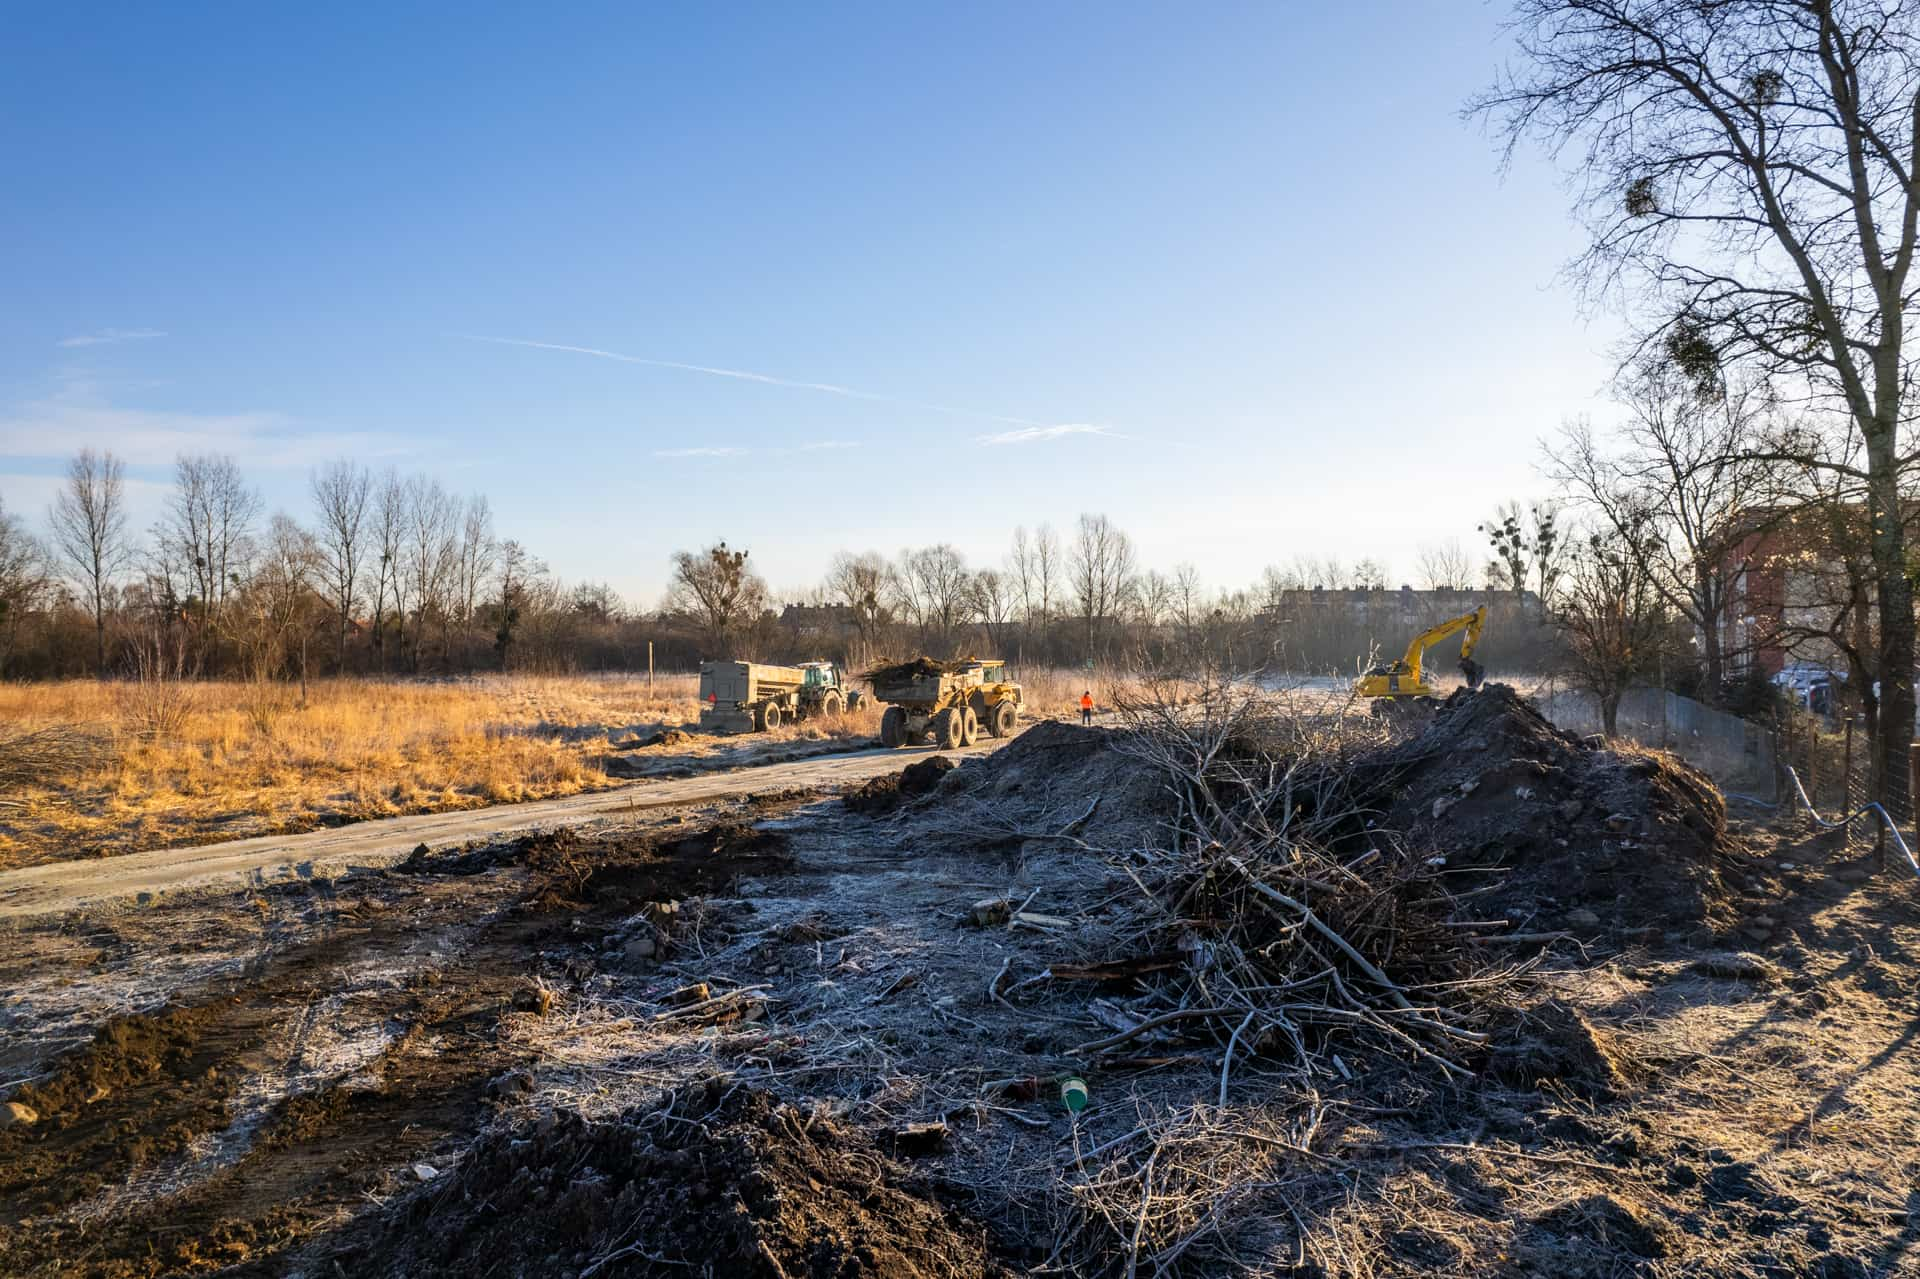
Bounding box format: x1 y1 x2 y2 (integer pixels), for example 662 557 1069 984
0 673 879 871
0 666 1121 872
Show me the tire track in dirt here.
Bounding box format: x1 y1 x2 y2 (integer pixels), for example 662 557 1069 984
0 811 813 1278
0 738 1013 921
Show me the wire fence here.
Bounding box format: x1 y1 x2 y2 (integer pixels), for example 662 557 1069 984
1534 686 1781 800
1535 684 1911 854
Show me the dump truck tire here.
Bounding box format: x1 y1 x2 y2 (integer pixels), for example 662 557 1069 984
987 700 1016 738
880 706 906 747
820 690 844 718
756 702 783 731
935 707 965 750
961 706 979 747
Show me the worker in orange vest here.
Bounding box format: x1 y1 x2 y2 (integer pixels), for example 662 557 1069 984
1080 689 1094 726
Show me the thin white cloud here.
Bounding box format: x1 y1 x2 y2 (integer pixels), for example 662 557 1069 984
0 382 424 469
58 328 168 348
463 334 1069 431
652 440 857 459
976 423 1119 446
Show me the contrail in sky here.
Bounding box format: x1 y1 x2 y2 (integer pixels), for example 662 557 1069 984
462 334 1056 429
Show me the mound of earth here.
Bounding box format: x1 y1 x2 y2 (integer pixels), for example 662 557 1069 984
1374 685 1732 933
843 754 957 815
930 721 1173 849
330 1080 1007 1278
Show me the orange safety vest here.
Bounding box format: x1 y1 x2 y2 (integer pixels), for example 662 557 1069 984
1080 694 1093 710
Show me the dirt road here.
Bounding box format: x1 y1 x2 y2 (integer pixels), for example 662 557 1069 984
0 739 1008 921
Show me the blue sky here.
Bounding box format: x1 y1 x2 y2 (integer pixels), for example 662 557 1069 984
0 2 1616 603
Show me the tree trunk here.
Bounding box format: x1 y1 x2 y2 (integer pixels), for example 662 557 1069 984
1601 691 1621 739
1695 566 1722 707
95 608 107 676
1867 425 1916 819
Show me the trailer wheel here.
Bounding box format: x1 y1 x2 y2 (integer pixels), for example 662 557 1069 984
987 700 1016 738
960 706 979 747
880 706 906 747
756 701 783 731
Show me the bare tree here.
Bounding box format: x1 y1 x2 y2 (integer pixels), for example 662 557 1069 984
1416 539 1473 591
667 541 769 651
1350 557 1390 590
370 470 407 671
0 495 50 676
971 568 1015 654
1475 0 1920 808
824 551 892 650
493 538 545 667
233 513 323 692
158 453 262 668
455 494 497 668
1556 520 1671 737
49 448 131 674
1070 513 1137 657
310 460 371 669
894 544 972 650
1479 501 1561 600
1172 562 1205 657
1551 364 1778 702
402 474 459 669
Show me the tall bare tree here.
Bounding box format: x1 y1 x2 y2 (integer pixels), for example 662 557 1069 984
455 494 497 668
1551 365 1778 703
310 459 371 669
825 550 892 652
0 495 49 676
1477 0 1920 809
1416 539 1473 591
1557 520 1672 737
668 541 768 651
894 544 972 650
49 447 131 674
1070 513 1137 657
370 470 408 671
158 453 261 667
402 475 458 670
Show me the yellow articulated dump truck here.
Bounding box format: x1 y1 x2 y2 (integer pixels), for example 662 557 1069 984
866 657 1022 749
698 659 863 733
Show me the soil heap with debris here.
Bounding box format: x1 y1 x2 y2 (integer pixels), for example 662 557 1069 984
924 719 1175 850
330 1080 1008 1279
1370 684 1732 934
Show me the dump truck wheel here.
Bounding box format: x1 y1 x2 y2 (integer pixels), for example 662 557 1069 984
881 706 906 747
757 702 783 731
820 690 844 718
935 707 965 750
961 706 979 747
988 700 1016 738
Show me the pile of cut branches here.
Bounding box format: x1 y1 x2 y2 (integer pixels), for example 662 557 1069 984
1094 674 1534 1087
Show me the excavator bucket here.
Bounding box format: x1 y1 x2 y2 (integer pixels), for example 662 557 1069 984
1460 657 1486 691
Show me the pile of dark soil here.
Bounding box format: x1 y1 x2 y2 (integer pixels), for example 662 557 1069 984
843 754 957 815
931 720 1174 849
863 656 972 682
1371 685 1733 934
330 1079 1008 1278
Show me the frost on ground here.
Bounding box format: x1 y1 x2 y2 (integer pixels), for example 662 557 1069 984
1 688 1917 1278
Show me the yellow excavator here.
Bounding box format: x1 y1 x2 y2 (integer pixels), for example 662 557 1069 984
1355 605 1488 703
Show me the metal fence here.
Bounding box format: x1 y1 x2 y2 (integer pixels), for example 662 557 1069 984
1535 685 1779 799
